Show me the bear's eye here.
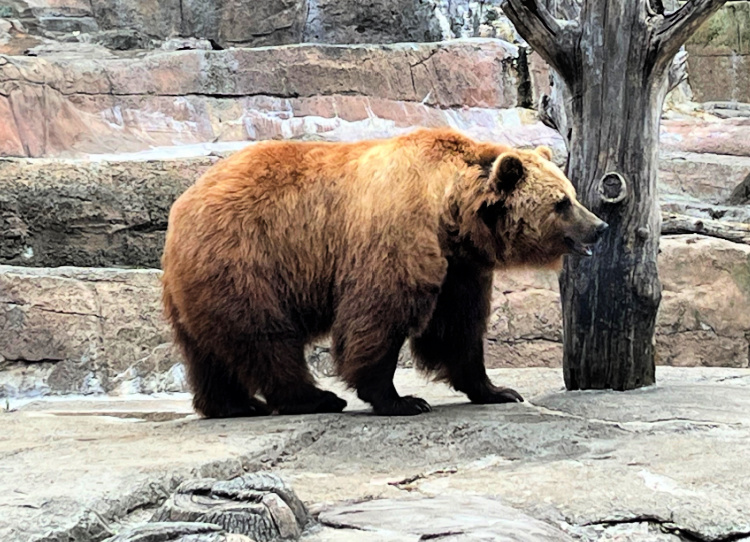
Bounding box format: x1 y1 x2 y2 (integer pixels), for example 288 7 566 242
555 196 571 213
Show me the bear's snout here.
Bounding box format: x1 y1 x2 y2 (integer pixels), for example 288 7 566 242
563 207 608 257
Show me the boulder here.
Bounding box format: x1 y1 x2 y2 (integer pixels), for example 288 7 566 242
152 474 307 541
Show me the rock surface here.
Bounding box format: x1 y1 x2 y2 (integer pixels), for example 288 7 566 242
685 1 750 103
1 367 749 542
7 0 448 48
1 235 748 397
316 495 574 541
0 39 523 157
661 116 750 157
0 266 181 396
0 156 217 267
659 151 750 204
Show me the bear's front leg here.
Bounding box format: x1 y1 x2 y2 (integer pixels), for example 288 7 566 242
333 310 434 416
410 261 524 405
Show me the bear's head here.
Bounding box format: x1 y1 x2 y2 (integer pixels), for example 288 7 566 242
462 146 608 267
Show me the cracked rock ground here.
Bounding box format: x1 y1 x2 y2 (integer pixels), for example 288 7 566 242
2 367 749 542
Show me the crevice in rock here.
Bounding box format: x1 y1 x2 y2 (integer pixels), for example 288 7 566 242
6 302 102 319
487 336 561 345
113 221 168 234
387 467 459 491
420 531 466 540
0 357 62 367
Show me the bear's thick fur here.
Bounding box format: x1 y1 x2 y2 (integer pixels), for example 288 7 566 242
162 128 606 417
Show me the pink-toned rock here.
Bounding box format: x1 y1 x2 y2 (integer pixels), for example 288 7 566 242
0 40 530 157
659 151 750 204
656 235 750 367
0 96 24 156
661 117 750 157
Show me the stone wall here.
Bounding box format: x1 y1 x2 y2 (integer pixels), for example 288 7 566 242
4 149 749 269
2 235 748 397
686 1 750 103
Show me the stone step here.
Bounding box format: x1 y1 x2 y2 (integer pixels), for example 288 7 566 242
3 149 747 269
1 235 748 398
0 39 535 157
661 115 750 157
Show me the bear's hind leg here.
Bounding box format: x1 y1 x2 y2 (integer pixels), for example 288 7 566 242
175 325 270 418
255 339 347 415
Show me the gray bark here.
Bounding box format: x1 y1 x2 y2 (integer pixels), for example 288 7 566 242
503 0 729 390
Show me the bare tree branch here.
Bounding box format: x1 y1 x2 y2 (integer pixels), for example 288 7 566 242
662 213 750 245
501 0 580 82
654 0 729 61
667 47 689 92
538 70 572 149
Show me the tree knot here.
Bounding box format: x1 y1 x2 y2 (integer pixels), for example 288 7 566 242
599 172 628 205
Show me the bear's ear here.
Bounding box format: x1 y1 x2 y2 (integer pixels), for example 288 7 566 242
491 152 525 192
535 146 553 161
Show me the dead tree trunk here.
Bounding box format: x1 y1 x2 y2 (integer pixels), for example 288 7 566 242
502 0 728 390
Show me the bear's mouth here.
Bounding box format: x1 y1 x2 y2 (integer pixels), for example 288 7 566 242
564 236 594 257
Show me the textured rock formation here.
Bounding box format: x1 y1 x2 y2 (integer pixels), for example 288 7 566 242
0 156 217 267
0 266 181 396
4 368 750 542
152 474 307 541
6 147 749 269
659 151 750 204
7 0 450 48
685 2 750 103
318 495 574 541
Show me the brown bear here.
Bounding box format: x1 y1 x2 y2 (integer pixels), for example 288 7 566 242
162 128 607 417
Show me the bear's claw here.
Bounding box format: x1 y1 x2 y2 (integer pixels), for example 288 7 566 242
471 385 524 404
316 390 348 413
374 395 432 416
